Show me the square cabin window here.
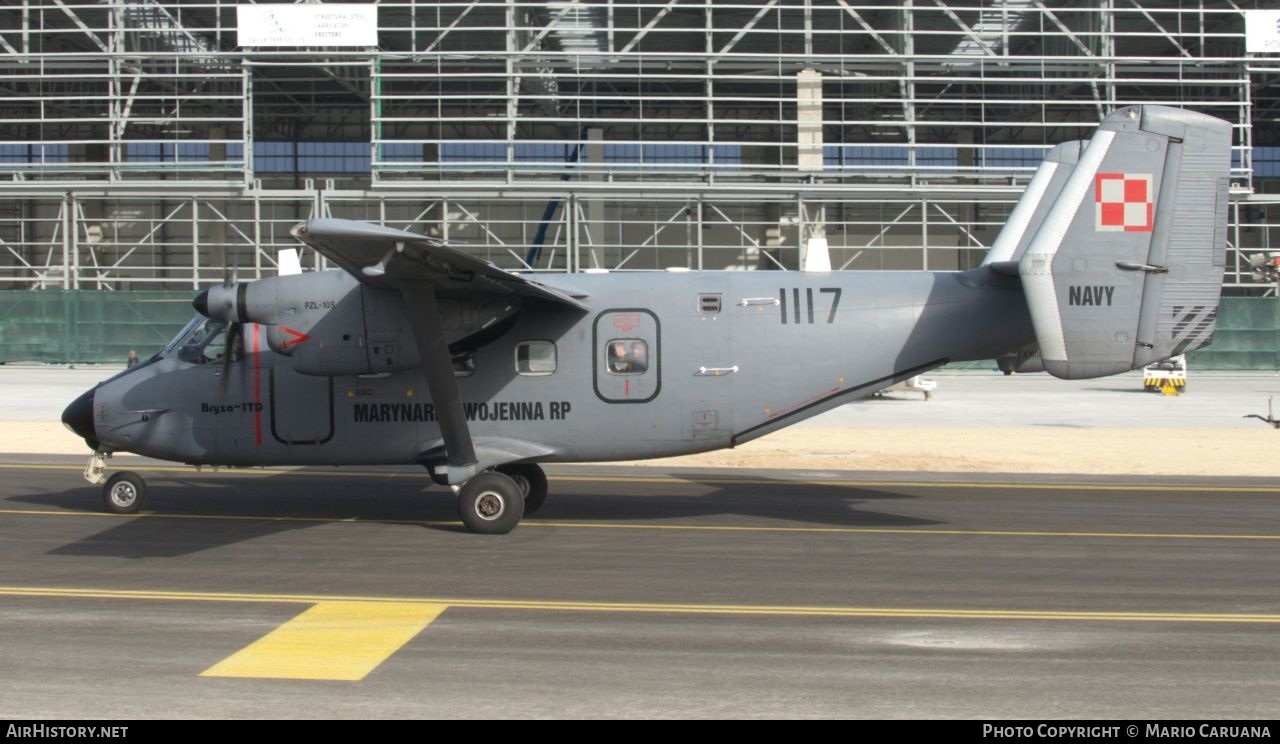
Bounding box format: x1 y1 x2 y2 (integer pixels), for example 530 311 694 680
515 340 556 376
452 351 476 377
606 338 648 375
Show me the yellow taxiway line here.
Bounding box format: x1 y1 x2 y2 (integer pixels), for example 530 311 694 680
0 506 1276 541
3 461 1280 494
2 585 1279 625
6 584 1278 680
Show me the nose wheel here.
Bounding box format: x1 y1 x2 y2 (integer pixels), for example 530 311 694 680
102 471 146 514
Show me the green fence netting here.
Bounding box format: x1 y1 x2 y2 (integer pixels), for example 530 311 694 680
0 291 195 364
1188 297 1280 371
2 291 1279 369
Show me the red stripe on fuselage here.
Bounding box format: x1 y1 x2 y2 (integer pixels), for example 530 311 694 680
252 323 262 446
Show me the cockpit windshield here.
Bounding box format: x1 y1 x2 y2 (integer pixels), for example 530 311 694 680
159 317 203 358
161 316 242 365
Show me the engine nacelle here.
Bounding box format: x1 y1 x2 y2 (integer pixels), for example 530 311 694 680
193 274 288 326
264 272 367 375
195 271 368 376
194 269 522 377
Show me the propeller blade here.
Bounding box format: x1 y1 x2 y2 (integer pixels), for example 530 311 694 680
223 250 238 288
222 321 243 379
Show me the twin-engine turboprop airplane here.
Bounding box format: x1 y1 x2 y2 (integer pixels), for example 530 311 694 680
63 106 1232 533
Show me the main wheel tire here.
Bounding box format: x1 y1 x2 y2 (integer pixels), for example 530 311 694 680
103 471 146 514
497 463 548 515
458 472 524 534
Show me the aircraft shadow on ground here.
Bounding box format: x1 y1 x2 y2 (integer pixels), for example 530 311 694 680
13 470 940 557
538 475 939 529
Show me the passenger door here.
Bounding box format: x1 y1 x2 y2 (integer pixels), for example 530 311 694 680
592 309 660 404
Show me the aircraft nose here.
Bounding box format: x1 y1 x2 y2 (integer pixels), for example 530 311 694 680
61 387 99 450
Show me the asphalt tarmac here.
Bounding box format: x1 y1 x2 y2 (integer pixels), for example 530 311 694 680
1 457 1277 718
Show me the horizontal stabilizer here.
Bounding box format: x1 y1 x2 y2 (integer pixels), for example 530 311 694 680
1017 106 1231 379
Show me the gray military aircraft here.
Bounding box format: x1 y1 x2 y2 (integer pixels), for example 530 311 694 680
62 105 1231 533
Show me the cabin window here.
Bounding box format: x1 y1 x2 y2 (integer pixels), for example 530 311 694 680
515 340 556 376
452 351 476 377
606 338 649 375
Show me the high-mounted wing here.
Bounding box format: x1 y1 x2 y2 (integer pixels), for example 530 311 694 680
289 218 587 485
290 218 588 310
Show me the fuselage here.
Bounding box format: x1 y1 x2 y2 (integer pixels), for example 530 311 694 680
66 267 1032 467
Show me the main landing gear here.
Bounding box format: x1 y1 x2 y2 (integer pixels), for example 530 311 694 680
457 472 522 534
497 463 548 516
452 463 548 535
83 452 147 515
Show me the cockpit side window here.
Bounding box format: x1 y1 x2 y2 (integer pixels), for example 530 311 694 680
175 319 241 365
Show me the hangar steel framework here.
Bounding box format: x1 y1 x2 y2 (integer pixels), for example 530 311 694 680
1 1 1278 291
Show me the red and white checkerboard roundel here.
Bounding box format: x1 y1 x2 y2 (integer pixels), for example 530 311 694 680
1095 172 1153 232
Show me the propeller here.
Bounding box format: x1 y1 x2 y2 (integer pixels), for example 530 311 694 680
223 320 243 376
193 254 247 386
218 262 239 376
221 260 245 380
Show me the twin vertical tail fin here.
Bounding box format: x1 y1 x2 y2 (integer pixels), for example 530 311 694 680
1012 105 1231 380
981 140 1085 266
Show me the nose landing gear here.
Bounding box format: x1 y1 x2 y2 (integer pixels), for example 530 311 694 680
83 451 147 515
83 451 109 485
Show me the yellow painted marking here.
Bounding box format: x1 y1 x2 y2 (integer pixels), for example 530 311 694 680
524 521 1280 541
548 476 1280 495
0 507 1277 541
4 461 1280 494
201 601 446 681
2 585 1279 625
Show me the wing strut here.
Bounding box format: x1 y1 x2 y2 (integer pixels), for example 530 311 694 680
400 282 478 484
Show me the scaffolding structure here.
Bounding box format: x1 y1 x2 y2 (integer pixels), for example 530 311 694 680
1 1 1277 291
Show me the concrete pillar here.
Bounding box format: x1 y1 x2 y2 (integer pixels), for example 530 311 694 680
584 128 606 266
209 127 228 274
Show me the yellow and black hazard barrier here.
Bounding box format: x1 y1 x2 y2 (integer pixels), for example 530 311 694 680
1144 377 1186 395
